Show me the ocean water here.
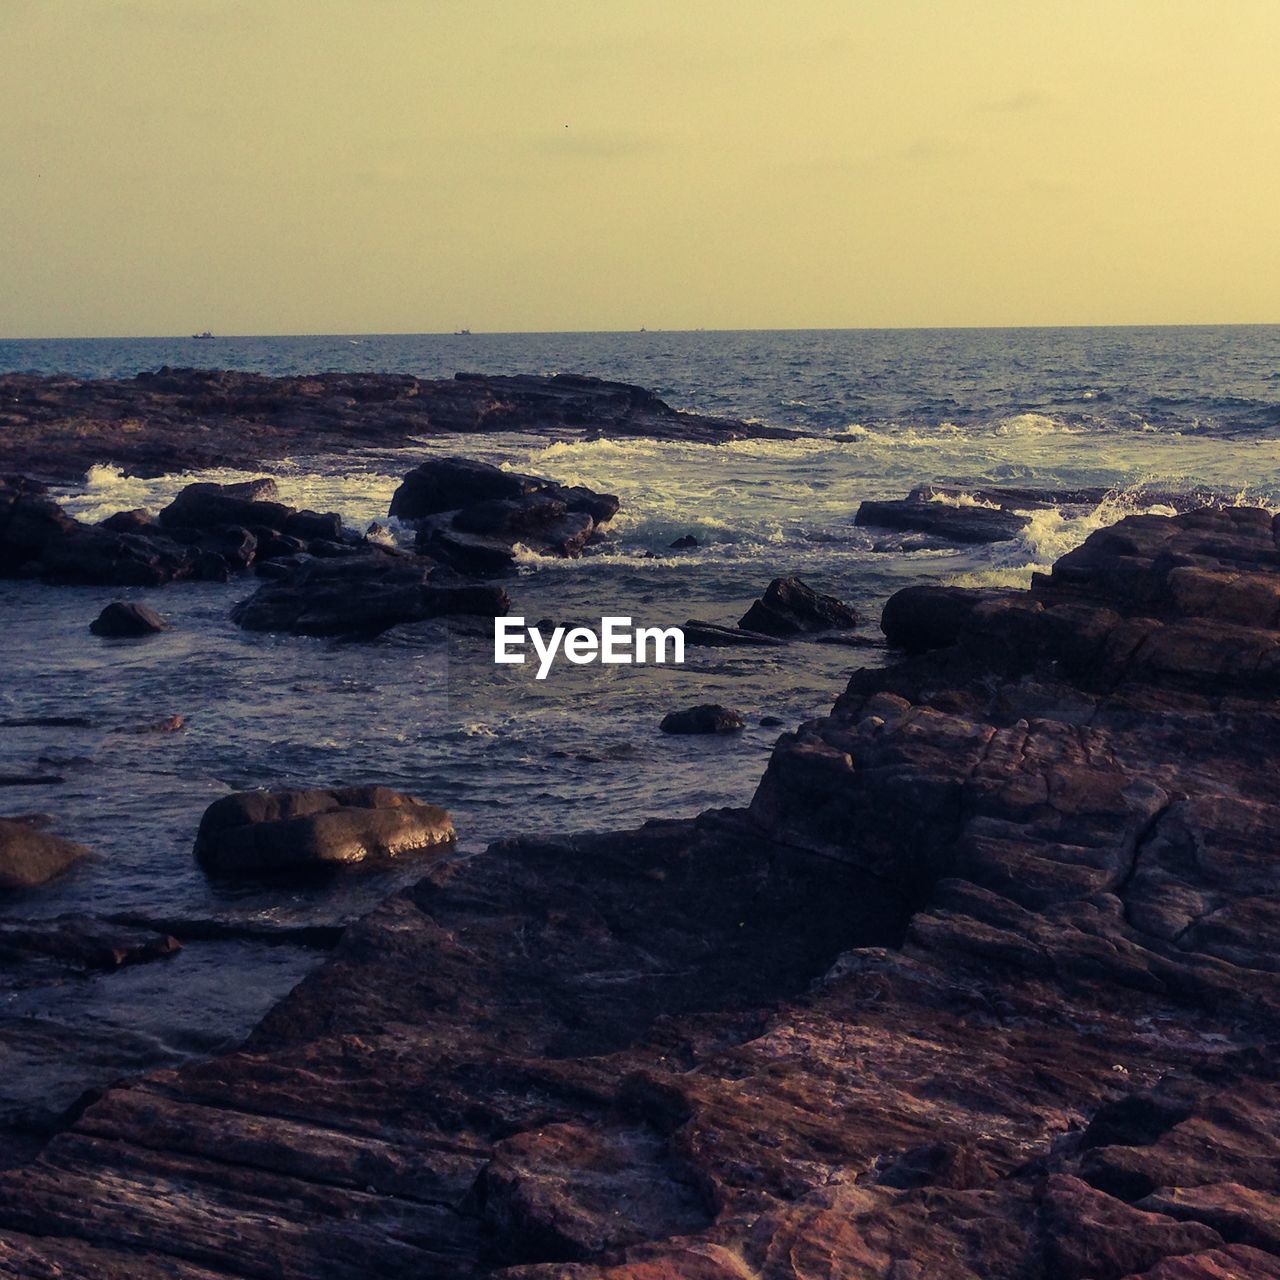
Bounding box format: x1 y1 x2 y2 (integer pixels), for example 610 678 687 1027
1 326 1278 1121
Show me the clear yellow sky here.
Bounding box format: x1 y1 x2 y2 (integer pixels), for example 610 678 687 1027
2 0 1277 337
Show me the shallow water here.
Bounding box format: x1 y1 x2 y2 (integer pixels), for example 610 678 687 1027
1 326 1277 1123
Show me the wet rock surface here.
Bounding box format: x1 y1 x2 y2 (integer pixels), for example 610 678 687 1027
229 554 510 637
1 507 1279 1276
89 601 170 637
856 494 1032 542
659 704 747 735
0 818 90 891
737 575 859 636
193 786 456 877
0 369 789 484
392 457 620 575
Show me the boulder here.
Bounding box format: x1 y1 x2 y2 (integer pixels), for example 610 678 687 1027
855 496 1030 543
230 554 510 637
738 575 859 636
669 534 699 549
390 457 619 573
659 704 746 735
194 785 455 876
89 601 170 637
0 915 180 971
0 819 90 891
157 479 291 531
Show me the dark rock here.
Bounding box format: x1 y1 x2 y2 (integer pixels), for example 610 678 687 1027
738 575 859 636
681 620 785 647
389 457 550 520
157 479 292 531
392 457 619 574
284 509 343 541
0 369 798 486
88 601 169 637
855 496 1031 543
98 508 156 534
230 555 510 637
194 785 455 876
881 584 1014 653
669 534 700 549
759 715 786 727
0 915 180 971
659 704 746 735
0 818 90 890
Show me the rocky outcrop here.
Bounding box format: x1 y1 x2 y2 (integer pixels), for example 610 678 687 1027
0 818 90 891
2 507 1279 1277
659 704 746 734
1 475 366 587
0 370 792 484
737 575 858 636
230 555 509 637
194 785 456 877
0 915 180 971
390 457 620 574
856 494 1031 543
89 601 170 637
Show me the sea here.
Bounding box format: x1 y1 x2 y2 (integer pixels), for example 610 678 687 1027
1 326 1278 1125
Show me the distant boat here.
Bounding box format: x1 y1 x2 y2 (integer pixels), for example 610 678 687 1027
192 331 214 340
453 328 472 336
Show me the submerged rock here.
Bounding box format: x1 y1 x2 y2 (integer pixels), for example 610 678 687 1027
659 704 746 735
738 575 859 636
0 819 90 891
194 785 455 876
88 601 170 637
681 620 785 647
0 915 180 971
855 495 1030 543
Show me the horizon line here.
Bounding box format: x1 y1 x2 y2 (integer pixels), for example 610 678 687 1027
3 320 1279 343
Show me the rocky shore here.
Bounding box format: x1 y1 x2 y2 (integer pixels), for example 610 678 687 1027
1 504 1277 1278
0 368 796 483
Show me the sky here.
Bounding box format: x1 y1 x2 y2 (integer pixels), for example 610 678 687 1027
2 0 1278 337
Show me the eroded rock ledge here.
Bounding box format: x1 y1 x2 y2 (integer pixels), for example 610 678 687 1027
0 368 795 483
1 507 1279 1278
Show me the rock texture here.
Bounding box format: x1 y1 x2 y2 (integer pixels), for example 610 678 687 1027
0 818 90 891
658 704 747 735
856 494 1031 543
89 601 170 637
2 507 1279 1277
193 785 456 876
737 575 859 636
0 369 792 484
391 457 620 575
230 556 510 637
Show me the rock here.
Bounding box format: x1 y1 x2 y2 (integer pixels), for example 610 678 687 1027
193 785 455 876
88 601 170 637
0 819 90 890
855 496 1030 543
5 508 1280 1276
681 620 785 647
880 584 1013 653
0 370 798 486
157 479 291 531
737 575 859 636
759 715 786 727
0 915 180 971
390 457 582 521
659 704 746 735
669 534 700 549
392 457 619 574
98 507 156 534
230 555 510 637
